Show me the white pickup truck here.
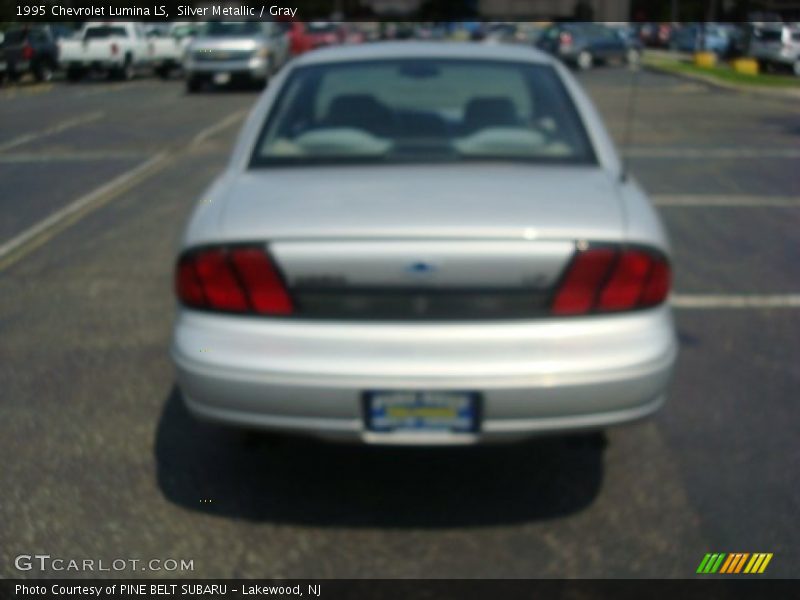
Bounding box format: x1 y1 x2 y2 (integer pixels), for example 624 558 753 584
148 22 197 79
59 22 153 81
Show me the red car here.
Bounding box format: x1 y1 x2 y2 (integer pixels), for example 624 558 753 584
288 22 362 57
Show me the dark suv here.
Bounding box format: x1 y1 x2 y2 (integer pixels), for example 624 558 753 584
536 23 636 70
2 25 60 83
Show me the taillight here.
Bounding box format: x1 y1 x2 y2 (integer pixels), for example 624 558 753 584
110 43 119 56
551 245 670 316
559 31 573 46
551 248 615 315
22 43 34 60
228 248 293 314
175 246 293 315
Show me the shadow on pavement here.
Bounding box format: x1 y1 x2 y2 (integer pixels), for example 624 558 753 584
155 386 606 528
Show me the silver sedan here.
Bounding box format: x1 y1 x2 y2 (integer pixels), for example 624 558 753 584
171 42 676 445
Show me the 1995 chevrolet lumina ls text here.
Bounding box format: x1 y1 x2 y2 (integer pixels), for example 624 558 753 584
171 42 677 445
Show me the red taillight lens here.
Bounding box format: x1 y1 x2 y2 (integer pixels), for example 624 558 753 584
551 246 670 316
110 43 119 55
176 256 206 308
640 257 671 307
559 32 573 46
175 246 294 315
22 43 34 60
228 248 293 315
597 250 652 311
193 249 248 311
551 248 615 315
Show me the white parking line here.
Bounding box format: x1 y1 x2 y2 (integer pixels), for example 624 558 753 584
190 108 249 146
653 194 800 207
0 152 169 266
0 111 105 153
0 151 147 163
0 110 248 271
73 80 155 98
672 294 800 309
624 147 800 159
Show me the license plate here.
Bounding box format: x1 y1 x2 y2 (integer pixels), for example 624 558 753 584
364 391 480 434
212 72 231 85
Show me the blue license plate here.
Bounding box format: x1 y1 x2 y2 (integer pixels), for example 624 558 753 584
364 391 480 433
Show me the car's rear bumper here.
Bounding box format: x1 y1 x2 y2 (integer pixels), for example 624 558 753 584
172 306 677 444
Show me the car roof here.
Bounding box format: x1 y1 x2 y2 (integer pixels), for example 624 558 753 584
293 41 556 67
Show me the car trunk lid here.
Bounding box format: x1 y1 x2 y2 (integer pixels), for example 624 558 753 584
217 164 625 319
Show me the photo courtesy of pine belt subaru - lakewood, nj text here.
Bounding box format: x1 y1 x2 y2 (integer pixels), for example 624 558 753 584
171 42 677 445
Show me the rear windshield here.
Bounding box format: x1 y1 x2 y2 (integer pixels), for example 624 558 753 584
85 26 127 39
250 59 596 167
200 21 262 37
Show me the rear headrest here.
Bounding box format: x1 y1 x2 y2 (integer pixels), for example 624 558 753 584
463 96 518 133
325 94 394 136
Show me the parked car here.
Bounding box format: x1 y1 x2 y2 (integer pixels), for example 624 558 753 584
609 23 644 63
637 22 674 48
59 22 153 81
342 24 367 45
484 22 521 44
1 25 60 83
287 22 314 56
670 23 736 57
171 43 676 445
304 22 345 49
0 43 6 85
537 23 635 69
748 23 800 75
149 22 197 79
184 21 290 92
287 22 347 56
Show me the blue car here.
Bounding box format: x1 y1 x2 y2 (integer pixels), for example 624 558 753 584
670 24 735 57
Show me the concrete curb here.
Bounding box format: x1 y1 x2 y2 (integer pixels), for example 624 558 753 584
643 60 800 101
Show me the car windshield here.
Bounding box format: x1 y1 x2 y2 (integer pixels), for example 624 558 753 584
85 26 127 39
200 21 262 37
251 59 595 167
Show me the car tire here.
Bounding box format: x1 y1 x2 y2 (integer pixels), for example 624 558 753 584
111 56 135 81
155 65 171 79
123 56 135 81
33 60 55 83
577 50 593 70
186 76 202 93
66 67 84 82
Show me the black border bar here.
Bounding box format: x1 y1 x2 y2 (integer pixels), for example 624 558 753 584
3 579 800 600
0 0 791 23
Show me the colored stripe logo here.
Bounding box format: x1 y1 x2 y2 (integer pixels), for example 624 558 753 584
697 553 773 574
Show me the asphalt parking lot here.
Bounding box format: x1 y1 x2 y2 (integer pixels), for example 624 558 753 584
1 66 798 579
